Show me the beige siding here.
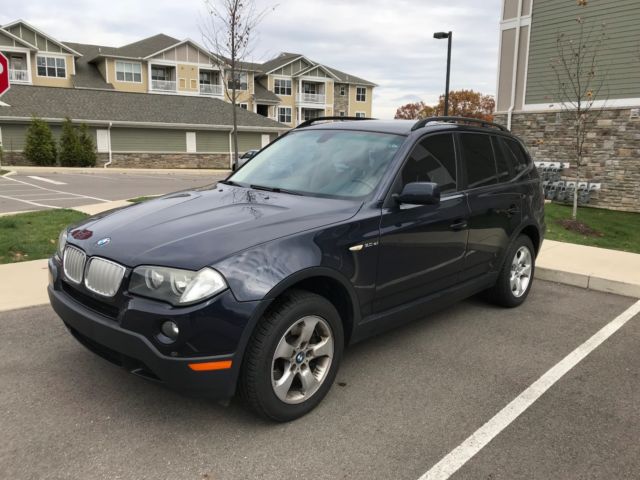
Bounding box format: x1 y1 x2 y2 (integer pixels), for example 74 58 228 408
108 58 148 93
196 131 229 152
270 58 312 76
111 128 186 152
177 63 199 92
31 52 73 88
348 85 372 117
6 24 67 53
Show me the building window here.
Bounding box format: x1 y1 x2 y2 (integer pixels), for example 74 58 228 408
36 56 66 78
152 66 171 81
229 71 248 90
339 85 346 96
339 111 346 117
278 107 292 123
274 78 292 95
355 112 366 118
356 87 366 102
115 61 142 83
239 103 248 110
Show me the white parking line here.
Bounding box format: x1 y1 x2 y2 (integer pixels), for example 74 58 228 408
27 175 67 185
0 194 61 209
3 176 109 202
418 299 640 480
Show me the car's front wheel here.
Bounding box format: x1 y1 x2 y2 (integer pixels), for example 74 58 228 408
240 290 344 422
486 235 535 307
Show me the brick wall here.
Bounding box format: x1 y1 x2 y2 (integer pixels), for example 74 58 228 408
496 108 640 212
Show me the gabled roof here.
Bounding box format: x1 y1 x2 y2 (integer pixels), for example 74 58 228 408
0 85 287 131
253 82 280 104
296 63 341 80
64 42 115 90
261 52 311 74
325 66 377 87
2 19 82 56
0 27 37 50
113 33 180 59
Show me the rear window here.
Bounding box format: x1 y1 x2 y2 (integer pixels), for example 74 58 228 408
492 136 515 183
501 137 530 175
459 133 497 189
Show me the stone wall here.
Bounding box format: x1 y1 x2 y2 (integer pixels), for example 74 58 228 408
333 83 350 115
496 108 640 212
104 153 230 169
2 152 230 169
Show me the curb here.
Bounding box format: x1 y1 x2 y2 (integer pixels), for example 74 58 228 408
535 267 640 298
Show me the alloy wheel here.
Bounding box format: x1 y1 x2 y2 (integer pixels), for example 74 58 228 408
271 315 334 404
510 246 532 298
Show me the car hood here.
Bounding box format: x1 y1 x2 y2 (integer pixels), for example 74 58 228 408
66 184 362 270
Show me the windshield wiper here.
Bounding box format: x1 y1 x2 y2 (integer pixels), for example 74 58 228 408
219 180 241 187
250 184 303 196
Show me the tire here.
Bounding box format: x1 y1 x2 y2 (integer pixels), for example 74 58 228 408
240 290 344 422
485 235 535 308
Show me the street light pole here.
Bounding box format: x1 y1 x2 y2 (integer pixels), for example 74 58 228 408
434 31 453 116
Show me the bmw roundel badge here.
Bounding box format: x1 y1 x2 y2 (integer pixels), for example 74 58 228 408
96 237 111 247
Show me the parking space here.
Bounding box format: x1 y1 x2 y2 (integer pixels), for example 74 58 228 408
1 281 637 479
0 170 226 214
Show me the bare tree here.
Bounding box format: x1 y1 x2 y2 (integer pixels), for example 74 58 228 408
201 0 273 165
550 4 607 220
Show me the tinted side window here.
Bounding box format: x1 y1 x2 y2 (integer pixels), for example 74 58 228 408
501 137 530 175
459 133 497 189
401 134 457 194
492 136 515 183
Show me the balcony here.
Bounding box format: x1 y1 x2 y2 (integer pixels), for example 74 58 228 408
200 83 223 96
151 79 176 92
299 93 325 104
9 69 28 82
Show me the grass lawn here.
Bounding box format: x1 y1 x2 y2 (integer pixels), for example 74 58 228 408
545 203 640 254
128 196 156 203
0 209 89 264
0 169 11 176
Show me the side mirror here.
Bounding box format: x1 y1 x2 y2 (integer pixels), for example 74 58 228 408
394 182 441 205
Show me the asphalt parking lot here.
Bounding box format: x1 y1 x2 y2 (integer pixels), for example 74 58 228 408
1 280 638 480
0 170 227 214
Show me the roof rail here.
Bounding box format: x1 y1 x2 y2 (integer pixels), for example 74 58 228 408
411 116 509 132
295 116 374 129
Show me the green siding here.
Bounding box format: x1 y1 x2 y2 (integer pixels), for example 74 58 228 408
111 128 186 152
526 0 640 104
237 132 261 151
196 131 229 153
303 67 331 79
0 123 76 151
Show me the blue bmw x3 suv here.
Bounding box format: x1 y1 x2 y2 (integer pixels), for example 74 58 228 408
48 116 545 421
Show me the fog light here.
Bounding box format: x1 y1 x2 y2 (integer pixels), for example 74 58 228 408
161 320 179 340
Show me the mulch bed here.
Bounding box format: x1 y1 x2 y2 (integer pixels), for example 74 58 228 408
556 219 604 237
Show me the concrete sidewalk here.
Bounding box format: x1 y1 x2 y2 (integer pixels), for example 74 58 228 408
1 233 639 312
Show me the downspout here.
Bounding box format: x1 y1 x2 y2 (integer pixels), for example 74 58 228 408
507 0 523 131
103 121 113 168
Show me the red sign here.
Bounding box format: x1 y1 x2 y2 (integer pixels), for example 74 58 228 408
0 52 9 97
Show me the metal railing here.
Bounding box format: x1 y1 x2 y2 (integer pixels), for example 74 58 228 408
200 83 223 96
151 79 176 91
299 93 325 104
9 69 28 82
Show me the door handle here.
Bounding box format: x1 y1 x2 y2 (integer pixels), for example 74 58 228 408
506 205 520 215
449 219 468 231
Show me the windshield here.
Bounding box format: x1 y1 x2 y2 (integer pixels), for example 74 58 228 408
229 129 406 198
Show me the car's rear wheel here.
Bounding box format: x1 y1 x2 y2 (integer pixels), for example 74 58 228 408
486 235 535 307
240 290 344 422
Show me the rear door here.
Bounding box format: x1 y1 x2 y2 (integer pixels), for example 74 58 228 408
374 132 469 313
458 132 524 282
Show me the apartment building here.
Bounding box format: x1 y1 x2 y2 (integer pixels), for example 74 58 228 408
495 0 640 212
0 19 376 168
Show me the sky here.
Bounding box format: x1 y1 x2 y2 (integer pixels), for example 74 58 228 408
0 0 502 119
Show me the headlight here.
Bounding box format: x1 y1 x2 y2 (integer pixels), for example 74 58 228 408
57 229 68 259
129 266 227 306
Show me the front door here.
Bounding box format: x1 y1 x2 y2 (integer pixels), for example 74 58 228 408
374 133 469 313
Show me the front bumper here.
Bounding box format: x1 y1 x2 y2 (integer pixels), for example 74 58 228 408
48 257 264 400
